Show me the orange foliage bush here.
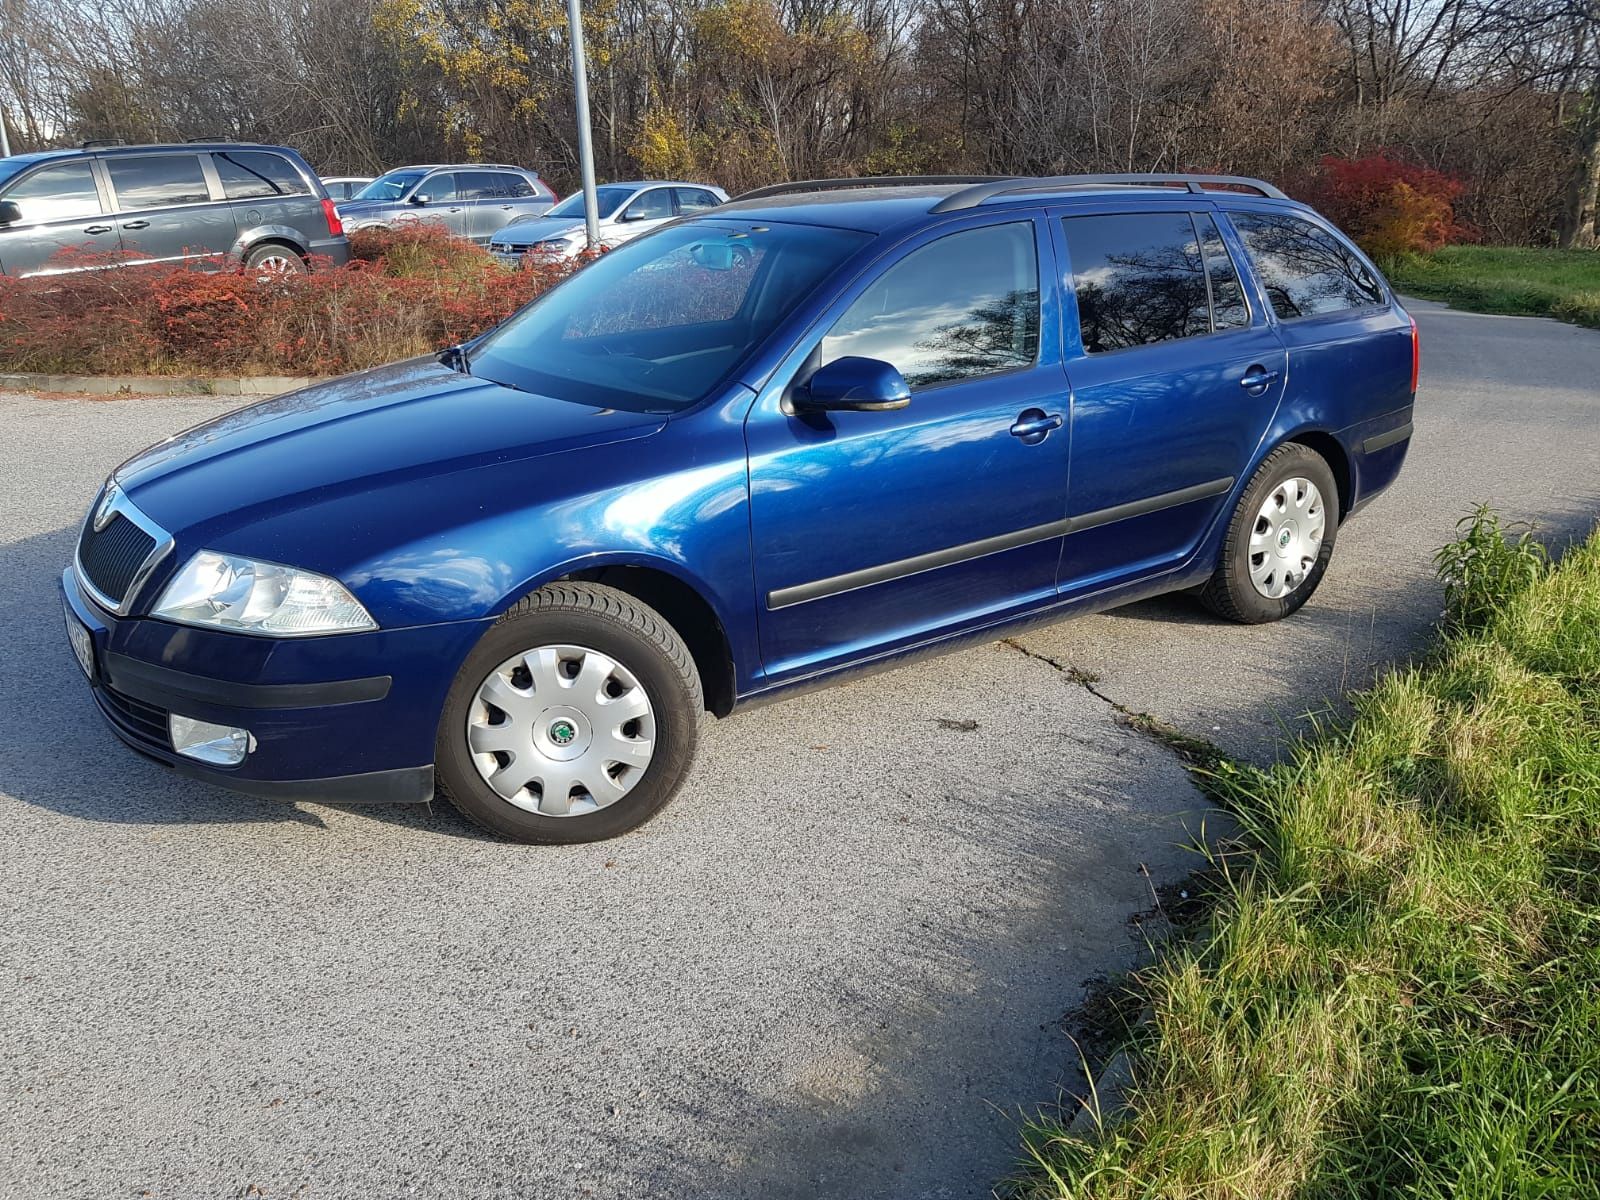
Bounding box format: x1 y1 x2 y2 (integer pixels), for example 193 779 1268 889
1310 154 1470 258
0 224 585 378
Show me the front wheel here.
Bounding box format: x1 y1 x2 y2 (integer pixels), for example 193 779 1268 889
436 583 702 843
1199 443 1339 624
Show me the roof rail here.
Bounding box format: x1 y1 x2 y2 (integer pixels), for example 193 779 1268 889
932 173 1287 212
736 175 1004 202
80 139 126 149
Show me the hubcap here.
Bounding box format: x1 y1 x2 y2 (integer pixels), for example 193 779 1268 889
465 644 655 817
1248 476 1325 599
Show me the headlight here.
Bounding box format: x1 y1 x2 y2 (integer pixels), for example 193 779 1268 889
153 551 377 636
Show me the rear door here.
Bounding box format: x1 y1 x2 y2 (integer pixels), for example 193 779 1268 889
1052 203 1287 595
672 187 722 215
746 214 1072 679
102 152 233 267
459 170 522 243
1221 206 1413 446
0 158 121 275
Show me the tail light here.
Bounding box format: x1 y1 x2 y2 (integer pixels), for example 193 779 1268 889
322 197 344 239
1409 315 1420 395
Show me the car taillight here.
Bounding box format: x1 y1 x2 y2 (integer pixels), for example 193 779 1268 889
322 197 344 239
1409 315 1420 395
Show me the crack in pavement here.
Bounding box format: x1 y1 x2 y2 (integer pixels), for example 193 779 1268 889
999 637 1224 769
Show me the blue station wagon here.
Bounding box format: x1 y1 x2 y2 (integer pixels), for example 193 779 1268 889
62 174 1418 843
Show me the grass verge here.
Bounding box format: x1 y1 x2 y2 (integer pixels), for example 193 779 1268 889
1389 245 1600 329
1013 506 1600 1197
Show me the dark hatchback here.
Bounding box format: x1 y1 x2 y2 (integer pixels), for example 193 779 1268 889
62 174 1416 843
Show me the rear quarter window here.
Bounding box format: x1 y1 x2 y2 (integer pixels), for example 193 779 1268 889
1229 211 1383 320
214 151 310 201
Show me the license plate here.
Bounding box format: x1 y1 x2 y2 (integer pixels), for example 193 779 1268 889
63 600 95 680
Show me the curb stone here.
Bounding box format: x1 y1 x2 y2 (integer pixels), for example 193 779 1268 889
0 372 321 398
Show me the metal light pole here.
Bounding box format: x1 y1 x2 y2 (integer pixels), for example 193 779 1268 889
0 106 11 159
564 0 600 248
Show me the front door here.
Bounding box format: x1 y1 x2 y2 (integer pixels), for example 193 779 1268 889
0 159 122 276
1051 205 1287 595
406 171 470 238
746 215 1072 681
607 187 675 247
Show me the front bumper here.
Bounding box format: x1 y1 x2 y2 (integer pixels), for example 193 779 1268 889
62 567 490 805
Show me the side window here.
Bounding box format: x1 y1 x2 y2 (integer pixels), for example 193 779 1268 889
820 221 1040 389
674 187 720 213
1195 214 1249 330
460 171 508 200
624 188 675 221
505 175 538 199
1230 212 1382 320
1063 212 1210 353
106 155 211 210
0 162 103 222
213 151 310 201
413 173 457 203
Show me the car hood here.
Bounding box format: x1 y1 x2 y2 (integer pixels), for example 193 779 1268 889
115 358 665 574
492 218 586 247
334 198 401 220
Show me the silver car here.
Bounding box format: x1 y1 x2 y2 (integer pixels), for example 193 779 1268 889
487 181 729 263
337 164 556 245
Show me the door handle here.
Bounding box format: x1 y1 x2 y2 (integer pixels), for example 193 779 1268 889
500 204 514 210
1009 409 1063 444
1239 366 1282 393
84 224 114 235
120 220 149 230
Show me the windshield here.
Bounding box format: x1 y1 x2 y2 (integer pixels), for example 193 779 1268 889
546 186 635 220
352 170 425 202
470 220 871 413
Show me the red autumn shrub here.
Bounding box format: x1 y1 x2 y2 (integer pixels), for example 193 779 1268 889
1310 154 1469 258
0 224 587 378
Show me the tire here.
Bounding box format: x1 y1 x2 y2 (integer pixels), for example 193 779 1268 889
436 583 702 843
1199 443 1339 624
243 243 307 278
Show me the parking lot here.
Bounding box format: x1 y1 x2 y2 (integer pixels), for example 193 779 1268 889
1 299 1597 1198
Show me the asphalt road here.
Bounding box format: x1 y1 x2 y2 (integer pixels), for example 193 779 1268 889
1 300 1596 1198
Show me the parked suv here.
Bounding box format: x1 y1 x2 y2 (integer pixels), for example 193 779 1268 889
488 180 729 263
0 141 349 277
337 165 556 244
63 174 1417 844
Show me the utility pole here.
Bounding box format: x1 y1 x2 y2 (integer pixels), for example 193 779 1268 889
564 0 600 248
0 106 11 158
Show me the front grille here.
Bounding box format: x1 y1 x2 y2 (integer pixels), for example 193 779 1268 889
95 683 170 750
79 512 158 606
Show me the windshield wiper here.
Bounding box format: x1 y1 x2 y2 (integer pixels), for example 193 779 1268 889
438 343 472 376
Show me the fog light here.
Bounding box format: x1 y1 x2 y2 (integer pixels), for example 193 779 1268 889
168 714 255 766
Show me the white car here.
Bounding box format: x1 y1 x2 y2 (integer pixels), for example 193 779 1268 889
320 175 374 201
487 180 729 264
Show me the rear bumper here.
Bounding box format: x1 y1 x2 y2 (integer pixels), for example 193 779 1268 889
63 567 487 805
308 237 352 268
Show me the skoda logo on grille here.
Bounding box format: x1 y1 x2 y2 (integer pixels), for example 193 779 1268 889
92 484 123 531
549 720 577 746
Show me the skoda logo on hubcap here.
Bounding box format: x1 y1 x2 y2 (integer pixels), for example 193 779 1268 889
1278 527 1293 549
549 720 577 746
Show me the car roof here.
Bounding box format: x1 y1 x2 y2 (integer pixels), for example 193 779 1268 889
714 176 1305 234
382 163 536 174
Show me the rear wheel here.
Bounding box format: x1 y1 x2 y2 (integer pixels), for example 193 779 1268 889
243 243 306 280
1199 443 1338 624
436 583 701 843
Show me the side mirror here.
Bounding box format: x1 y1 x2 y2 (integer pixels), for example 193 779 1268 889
618 207 642 223
794 356 911 413
408 193 428 206
0 200 20 226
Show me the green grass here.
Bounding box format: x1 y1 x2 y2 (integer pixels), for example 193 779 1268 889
1389 245 1600 329
1011 507 1600 1199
